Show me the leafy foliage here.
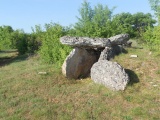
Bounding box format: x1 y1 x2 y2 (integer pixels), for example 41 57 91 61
14 30 28 54
0 26 14 50
143 26 160 52
132 12 156 36
112 12 156 37
75 1 156 39
74 1 114 37
38 23 71 65
111 13 134 36
141 0 160 52
11 29 41 55
0 26 41 54
149 0 160 24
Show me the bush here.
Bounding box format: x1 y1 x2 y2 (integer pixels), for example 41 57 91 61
143 26 160 52
27 34 41 54
39 23 72 66
15 32 28 55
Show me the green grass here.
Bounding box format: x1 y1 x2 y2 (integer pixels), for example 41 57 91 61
0 46 160 120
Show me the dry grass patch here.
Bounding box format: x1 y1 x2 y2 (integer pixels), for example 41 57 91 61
0 47 160 120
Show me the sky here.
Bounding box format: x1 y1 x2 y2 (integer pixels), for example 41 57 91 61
0 0 154 33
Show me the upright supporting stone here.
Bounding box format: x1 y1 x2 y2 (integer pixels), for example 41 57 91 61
62 48 98 79
91 60 129 91
98 47 114 60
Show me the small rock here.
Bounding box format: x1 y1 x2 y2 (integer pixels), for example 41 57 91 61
38 72 47 74
153 85 158 87
149 52 152 55
130 55 138 58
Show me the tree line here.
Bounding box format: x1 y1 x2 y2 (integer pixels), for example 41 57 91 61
0 0 160 65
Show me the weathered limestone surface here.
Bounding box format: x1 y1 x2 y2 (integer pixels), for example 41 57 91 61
62 48 98 79
60 36 111 48
109 34 130 46
60 34 129 48
98 47 113 60
91 60 129 91
60 34 130 90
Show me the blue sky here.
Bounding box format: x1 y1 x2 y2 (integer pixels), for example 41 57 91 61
0 0 153 33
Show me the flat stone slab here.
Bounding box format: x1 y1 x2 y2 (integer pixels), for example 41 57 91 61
60 36 111 48
60 34 130 48
109 34 130 46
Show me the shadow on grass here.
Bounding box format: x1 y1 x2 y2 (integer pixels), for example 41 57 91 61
0 49 17 53
0 50 29 67
125 69 139 86
113 46 128 56
131 46 143 49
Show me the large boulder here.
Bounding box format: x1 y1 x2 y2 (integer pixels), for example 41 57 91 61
62 48 98 79
91 60 129 91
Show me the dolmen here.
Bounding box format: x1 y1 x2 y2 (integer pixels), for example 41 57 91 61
60 34 130 91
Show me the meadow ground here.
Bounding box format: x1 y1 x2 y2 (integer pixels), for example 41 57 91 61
0 44 159 120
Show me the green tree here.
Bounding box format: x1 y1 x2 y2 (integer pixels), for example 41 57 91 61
132 12 156 37
111 13 134 36
74 1 94 37
149 0 160 24
0 26 14 50
74 1 114 37
92 4 114 37
111 12 156 37
143 25 160 52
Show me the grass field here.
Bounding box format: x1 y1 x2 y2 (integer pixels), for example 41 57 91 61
0 46 160 120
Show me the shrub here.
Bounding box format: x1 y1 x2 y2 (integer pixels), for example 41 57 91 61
15 32 28 55
143 26 160 52
39 23 72 66
27 34 42 54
